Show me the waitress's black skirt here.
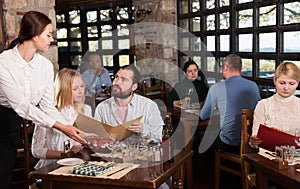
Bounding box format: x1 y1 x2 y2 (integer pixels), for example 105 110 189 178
0 105 22 189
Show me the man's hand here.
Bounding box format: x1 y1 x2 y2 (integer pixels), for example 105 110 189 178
128 121 144 133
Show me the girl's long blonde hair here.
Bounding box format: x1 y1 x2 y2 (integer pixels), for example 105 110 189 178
54 68 86 113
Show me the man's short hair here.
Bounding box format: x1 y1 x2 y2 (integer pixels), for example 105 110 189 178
224 54 242 71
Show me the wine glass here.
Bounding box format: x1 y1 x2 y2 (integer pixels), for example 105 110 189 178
294 129 300 147
184 88 193 108
101 83 107 90
109 133 117 164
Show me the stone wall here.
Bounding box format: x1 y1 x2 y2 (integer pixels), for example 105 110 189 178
132 0 178 85
2 0 59 72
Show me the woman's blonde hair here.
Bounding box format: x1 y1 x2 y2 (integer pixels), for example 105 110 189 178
274 62 300 82
54 68 86 113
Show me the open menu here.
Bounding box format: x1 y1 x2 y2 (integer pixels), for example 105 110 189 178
257 124 298 151
74 113 143 141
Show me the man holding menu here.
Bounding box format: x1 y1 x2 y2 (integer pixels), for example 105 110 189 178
94 65 163 143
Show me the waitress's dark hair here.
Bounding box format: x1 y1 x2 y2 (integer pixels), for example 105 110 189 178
7 11 51 49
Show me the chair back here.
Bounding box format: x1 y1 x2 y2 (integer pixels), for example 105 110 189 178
22 120 39 187
240 109 254 155
141 80 166 101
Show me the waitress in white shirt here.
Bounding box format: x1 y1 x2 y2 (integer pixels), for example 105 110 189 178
0 11 86 189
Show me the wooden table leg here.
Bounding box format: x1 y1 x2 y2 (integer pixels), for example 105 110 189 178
183 118 193 189
42 180 53 189
173 164 185 189
256 169 268 189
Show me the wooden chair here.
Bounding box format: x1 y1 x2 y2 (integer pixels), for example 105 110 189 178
141 80 167 101
11 120 39 188
214 109 255 189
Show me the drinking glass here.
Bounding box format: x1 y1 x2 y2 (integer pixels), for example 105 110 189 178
109 133 117 164
294 129 300 147
184 88 193 108
101 83 107 90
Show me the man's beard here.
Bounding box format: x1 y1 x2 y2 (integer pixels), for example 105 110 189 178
111 85 132 99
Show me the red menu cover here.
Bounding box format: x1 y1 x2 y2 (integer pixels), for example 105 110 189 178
257 124 298 151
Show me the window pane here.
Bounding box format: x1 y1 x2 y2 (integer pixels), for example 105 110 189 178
180 0 189 14
238 0 252 3
284 31 300 52
192 37 201 51
118 24 129 36
182 56 189 64
57 28 67 39
70 42 81 52
103 55 113 67
207 36 215 51
58 42 68 48
181 37 189 51
207 56 216 72
56 13 65 23
220 0 229 7
100 9 110 21
69 10 80 24
101 25 112 37
117 7 129 20
119 55 130 66
180 18 189 31
206 0 215 9
220 35 229 51
192 0 200 12
238 34 253 52
193 56 201 65
258 59 275 79
220 12 230 29
192 17 200 32
88 41 98 51
259 5 276 27
70 27 81 38
206 15 215 31
284 2 300 24
259 33 276 52
102 40 113 49
87 26 98 38
241 58 253 77
87 11 97 23
238 9 253 28
118 39 130 49
72 55 81 66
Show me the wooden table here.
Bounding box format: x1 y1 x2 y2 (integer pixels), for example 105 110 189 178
243 153 300 189
29 150 193 189
169 106 209 189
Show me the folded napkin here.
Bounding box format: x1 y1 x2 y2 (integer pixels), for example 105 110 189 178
258 148 276 160
49 161 139 179
258 148 300 165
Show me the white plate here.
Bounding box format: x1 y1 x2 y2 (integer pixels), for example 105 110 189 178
57 158 84 166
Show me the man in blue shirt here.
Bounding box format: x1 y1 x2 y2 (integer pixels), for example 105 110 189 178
200 54 261 154
82 52 112 94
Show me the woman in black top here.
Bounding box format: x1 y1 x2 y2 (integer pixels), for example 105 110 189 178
166 60 209 107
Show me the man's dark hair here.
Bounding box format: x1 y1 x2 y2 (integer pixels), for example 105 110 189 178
123 65 141 84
